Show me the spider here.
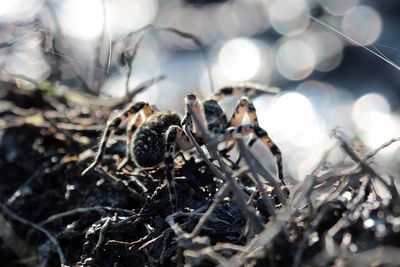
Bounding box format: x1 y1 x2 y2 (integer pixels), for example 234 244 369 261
81 84 287 210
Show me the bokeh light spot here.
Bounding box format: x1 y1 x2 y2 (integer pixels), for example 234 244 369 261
276 39 316 81
352 93 390 124
352 93 396 150
259 92 326 148
269 0 310 36
359 111 398 149
319 0 359 16
218 38 261 82
342 5 382 46
60 0 104 40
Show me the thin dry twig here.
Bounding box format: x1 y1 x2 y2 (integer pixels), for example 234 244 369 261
186 106 264 235
0 203 66 265
190 183 230 237
363 136 400 161
121 36 144 96
40 206 134 225
94 217 112 252
331 130 400 202
236 139 276 215
237 138 286 206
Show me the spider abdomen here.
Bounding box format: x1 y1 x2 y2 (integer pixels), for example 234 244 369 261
131 111 181 167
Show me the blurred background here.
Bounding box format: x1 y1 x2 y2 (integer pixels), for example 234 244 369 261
0 0 399 182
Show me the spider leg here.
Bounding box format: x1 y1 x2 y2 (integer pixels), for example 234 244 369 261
209 85 265 155
220 96 259 155
227 124 288 195
228 96 259 127
117 113 143 170
164 125 194 211
183 94 234 161
117 105 159 171
81 101 153 176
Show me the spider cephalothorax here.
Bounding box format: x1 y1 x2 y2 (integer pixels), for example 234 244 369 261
82 84 287 210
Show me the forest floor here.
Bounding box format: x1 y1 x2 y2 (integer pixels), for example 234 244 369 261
0 80 400 267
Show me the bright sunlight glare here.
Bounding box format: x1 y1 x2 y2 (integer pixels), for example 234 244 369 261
0 0 43 23
260 92 326 147
218 38 261 82
0 1 17 18
359 111 399 150
60 0 104 40
352 93 390 124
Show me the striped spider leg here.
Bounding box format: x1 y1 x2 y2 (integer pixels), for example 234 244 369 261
183 85 288 197
81 101 156 176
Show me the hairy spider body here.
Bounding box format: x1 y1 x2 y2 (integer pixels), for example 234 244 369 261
82 84 287 210
132 112 181 167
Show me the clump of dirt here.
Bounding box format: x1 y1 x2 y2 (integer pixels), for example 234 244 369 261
1 81 400 267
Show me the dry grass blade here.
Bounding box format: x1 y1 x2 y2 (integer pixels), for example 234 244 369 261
331 129 400 202
121 36 144 96
237 138 286 206
187 105 265 236
363 136 400 161
236 139 276 215
190 183 230 237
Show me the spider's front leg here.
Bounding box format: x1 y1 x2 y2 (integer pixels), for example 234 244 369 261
164 125 194 211
118 105 158 171
116 113 143 171
81 102 153 176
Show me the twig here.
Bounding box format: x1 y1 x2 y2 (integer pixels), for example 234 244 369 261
236 139 276 215
7 163 47 205
101 0 112 73
186 106 264 236
40 206 134 225
0 203 66 265
237 138 286 206
363 137 400 161
331 130 400 202
94 218 112 251
139 228 173 250
190 183 230 237
122 37 144 96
